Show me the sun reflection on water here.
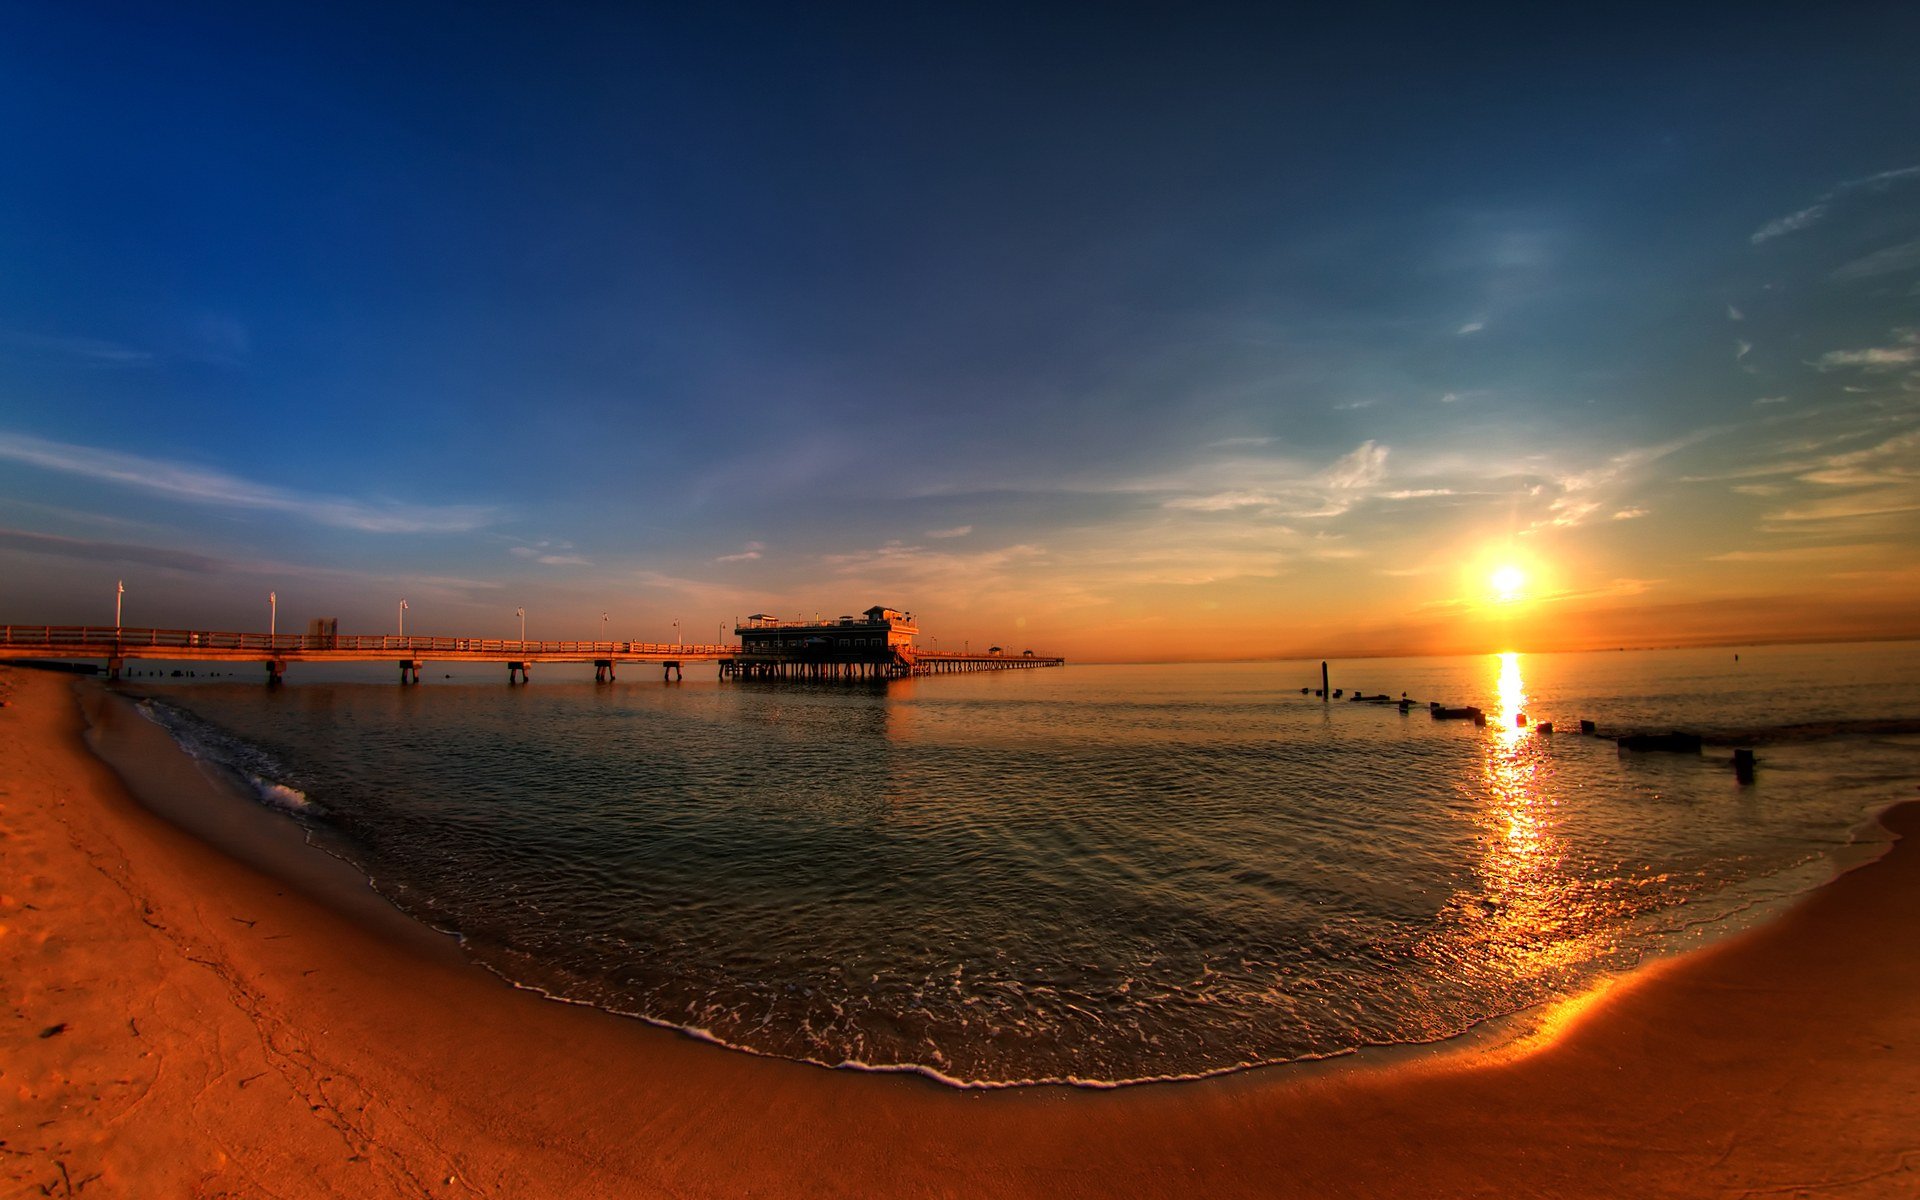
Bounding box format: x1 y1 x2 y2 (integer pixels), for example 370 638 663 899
1495 651 1527 737
1423 652 1613 1006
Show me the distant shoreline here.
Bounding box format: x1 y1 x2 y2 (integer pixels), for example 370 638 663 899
5 660 1919 1196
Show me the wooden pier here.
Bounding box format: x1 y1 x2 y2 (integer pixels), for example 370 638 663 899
0 622 1065 684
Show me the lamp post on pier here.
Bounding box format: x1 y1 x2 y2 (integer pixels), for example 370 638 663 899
399 598 408 638
672 618 681 647
601 611 609 643
517 606 526 644
115 579 123 634
269 591 277 640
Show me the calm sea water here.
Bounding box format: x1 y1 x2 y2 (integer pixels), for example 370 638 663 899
124 643 1920 1086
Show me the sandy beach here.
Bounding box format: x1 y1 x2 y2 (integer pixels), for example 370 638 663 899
4 662 1918 1199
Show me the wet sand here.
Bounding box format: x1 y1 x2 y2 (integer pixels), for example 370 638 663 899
4 662 1918 1198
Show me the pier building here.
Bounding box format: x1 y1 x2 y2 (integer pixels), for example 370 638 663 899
722 605 1061 680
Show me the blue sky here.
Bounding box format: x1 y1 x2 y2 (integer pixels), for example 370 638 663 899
3 3 1917 658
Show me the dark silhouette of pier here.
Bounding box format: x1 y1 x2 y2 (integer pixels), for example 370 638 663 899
0 622 1065 684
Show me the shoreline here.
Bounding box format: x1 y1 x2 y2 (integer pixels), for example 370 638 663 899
6 663 1920 1197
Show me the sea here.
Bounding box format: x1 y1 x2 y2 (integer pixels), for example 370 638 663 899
111 641 1920 1088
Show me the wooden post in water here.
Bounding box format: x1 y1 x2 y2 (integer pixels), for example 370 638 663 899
1321 661 1329 703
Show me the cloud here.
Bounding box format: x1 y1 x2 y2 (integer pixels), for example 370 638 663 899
1333 398 1377 410
715 540 766 563
1165 490 1286 513
1830 238 1920 281
1324 440 1388 489
1537 432 1709 530
1810 331 1919 371
1751 165 1920 244
1709 545 1893 564
0 430 500 533
510 544 592 566
925 525 973 538
1752 395 1788 406
1727 304 1744 321
0 330 155 366
0 526 226 572
1611 507 1649 520
0 525 505 596
1456 321 1485 335
1750 204 1828 244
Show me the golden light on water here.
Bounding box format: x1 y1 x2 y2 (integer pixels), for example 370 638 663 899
1433 650 1601 995
1495 651 1527 736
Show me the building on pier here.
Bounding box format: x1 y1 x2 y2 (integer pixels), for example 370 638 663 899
735 606 919 657
722 605 1064 680
726 606 919 680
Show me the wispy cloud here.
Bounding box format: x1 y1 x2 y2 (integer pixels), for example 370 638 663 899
0 430 500 533
925 525 973 538
1162 441 1393 520
1325 440 1388 489
1830 237 1920 282
1810 330 1919 371
0 526 226 572
1537 432 1709 530
0 330 155 366
1165 490 1288 513
0 525 505 595
715 540 766 562
510 539 591 566
1751 165 1920 244
1750 204 1828 245
1456 320 1485 335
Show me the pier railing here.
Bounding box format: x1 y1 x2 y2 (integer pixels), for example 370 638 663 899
0 625 739 657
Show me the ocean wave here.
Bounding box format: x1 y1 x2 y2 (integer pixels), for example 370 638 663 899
132 697 322 817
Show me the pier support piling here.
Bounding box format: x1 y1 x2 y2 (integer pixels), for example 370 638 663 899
594 659 617 683
399 659 423 684
265 659 286 687
507 661 530 685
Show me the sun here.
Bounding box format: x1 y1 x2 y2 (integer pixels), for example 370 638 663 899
1490 564 1527 602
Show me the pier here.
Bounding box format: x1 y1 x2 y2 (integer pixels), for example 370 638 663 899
1 609 1065 684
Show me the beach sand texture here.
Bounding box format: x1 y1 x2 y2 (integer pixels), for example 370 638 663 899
4 663 1917 1198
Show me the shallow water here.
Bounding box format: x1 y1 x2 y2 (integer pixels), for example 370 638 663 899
126 642 1920 1086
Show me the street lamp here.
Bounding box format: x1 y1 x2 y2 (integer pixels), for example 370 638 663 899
672 618 681 646
601 611 609 642
517 606 526 643
115 579 124 632
269 591 277 639
399 598 408 638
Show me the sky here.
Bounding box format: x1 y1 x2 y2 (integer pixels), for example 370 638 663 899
2 2 1917 662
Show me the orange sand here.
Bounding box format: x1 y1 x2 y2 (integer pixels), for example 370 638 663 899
4 663 1917 1198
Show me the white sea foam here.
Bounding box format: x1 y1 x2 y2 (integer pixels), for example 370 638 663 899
133 697 319 817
